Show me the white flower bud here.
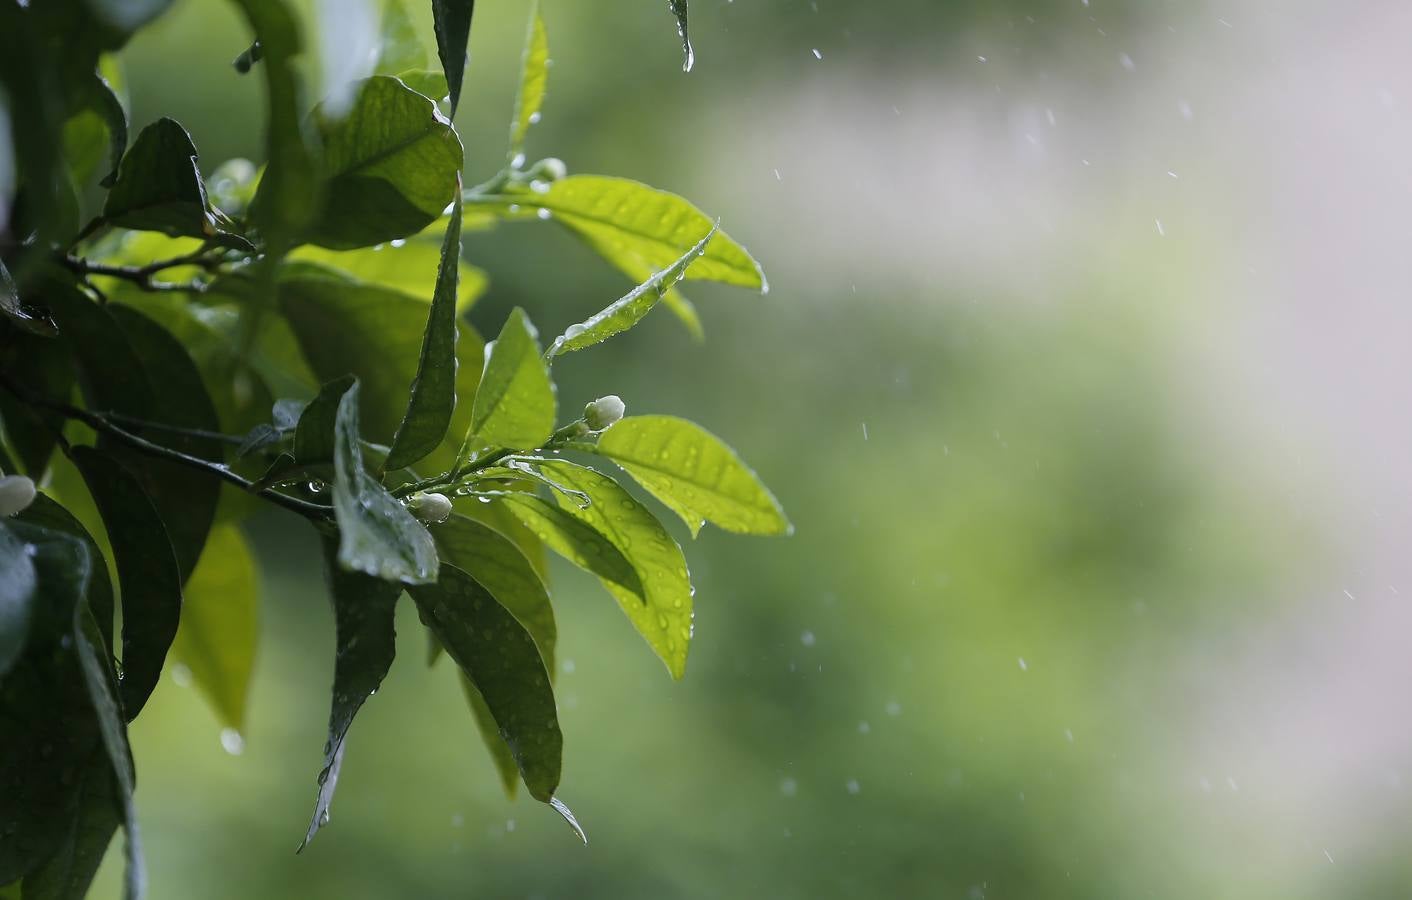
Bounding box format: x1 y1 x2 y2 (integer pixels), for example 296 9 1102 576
532 157 568 182
407 491 453 525
584 395 626 431
0 475 36 517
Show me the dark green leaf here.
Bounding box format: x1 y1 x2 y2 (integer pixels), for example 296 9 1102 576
169 525 259 732
508 4 548 160
408 564 560 800
454 498 548 580
431 0 475 115
299 537 400 851
67 71 127 188
468 308 555 450
528 461 694 679
0 329 74 478
304 75 463 250
0 260 59 337
385 186 463 471
294 375 357 467
17 493 116 648
332 380 438 584
458 674 519 798
592 415 790 537
20 748 121 900
42 276 153 420
101 117 215 239
669 0 693 72
70 446 183 719
499 493 642 598
547 225 715 357
0 524 37 679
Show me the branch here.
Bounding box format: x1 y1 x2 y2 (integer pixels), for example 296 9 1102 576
59 247 224 294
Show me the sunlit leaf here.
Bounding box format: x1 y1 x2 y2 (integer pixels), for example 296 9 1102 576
299 536 400 851
499 493 642 599
592 415 790 537
508 3 548 161
468 308 555 450
375 0 426 74
288 228 486 309
169 525 259 732
385 184 462 471
331 379 438 584
547 225 714 357
304 75 463 249
408 564 560 800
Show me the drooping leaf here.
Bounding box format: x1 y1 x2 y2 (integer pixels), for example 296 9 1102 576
408 564 560 800
592 415 790 537
331 380 438 584
169 525 259 732
458 674 519 798
0 329 74 478
508 3 548 161
669 0 693 72
0 524 38 679
431 0 475 115
547 225 715 357
499 493 642 598
232 0 320 254
279 267 484 472
385 184 462 471
468 308 555 450
70 446 184 719
304 75 463 249
294 375 357 468
101 117 215 239
526 461 694 678
299 536 400 851
17 493 116 647
20 748 121 900
431 514 555 666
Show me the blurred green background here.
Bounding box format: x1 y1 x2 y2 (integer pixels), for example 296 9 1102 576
88 0 1412 896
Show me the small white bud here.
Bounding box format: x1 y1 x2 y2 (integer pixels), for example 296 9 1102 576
584 395 626 431
532 157 568 182
0 475 36 517
407 491 453 525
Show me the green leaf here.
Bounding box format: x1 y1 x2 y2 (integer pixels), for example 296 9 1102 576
468 307 556 450
454 498 548 580
17 493 116 648
481 175 764 289
547 225 715 357
101 117 215 239
431 0 475 115
592 415 790 537
20 748 121 900
42 276 153 420
508 3 548 161
294 375 357 467
108 304 222 582
304 75 463 250
529 460 694 679
332 380 438 584
375 0 427 74
299 536 400 851
395 69 449 103
169 525 259 732
669 0 693 72
385 186 462 471
408 564 561 800
279 267 485 472
232 0 320 254
62 71 127 188
499 493 642 599
458 674 519 798
431 514 555 667
70 446 184 719
0 524 37 679
0 329 74 478
287 224 487 309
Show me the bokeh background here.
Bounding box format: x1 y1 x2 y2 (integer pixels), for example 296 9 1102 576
87 0 1412 896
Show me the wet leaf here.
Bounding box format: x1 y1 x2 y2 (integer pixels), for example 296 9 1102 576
385 184 462 471
305 75 463 249
0 524 38 679
593 415 790 537
17 493 116 647
0 329 74 478
287 223 486 307
101 117 214 239
468 308 555 450
408 564 560 800
332 380 438 584
499 493 643 599
508 3 548 160
547 225 715 357
294 375 357 467
299 537 400 851
70 446 183 719
457 674 519 798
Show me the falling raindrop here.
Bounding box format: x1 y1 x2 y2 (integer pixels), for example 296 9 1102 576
220 728 245 756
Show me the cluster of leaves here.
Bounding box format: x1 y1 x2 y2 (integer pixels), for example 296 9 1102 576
0 0 785 897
